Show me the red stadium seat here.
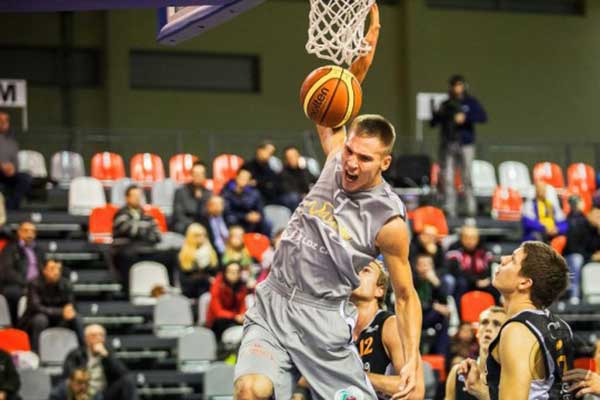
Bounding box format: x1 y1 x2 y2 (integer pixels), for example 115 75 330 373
411 206 448 237
550 235 567 255
169 153 199 184
143 205 168 233
574 357 597 371
243 233 271 262
567 163 596 193
130 153 165 186
562 185 593 215
0 329 31 353
89 204 118 244
212 154 244 194
533 162 565 190
422 354 447 381
460 291 496 324
491 187 523 221
91 152 126 185
0 238 7 252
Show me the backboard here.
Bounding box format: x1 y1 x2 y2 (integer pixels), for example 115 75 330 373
157 0 265 45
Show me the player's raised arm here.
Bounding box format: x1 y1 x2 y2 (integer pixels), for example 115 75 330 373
498 323 538 400
315 3 380 158
376 216 422 398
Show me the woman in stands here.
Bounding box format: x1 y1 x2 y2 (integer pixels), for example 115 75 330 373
177 223 219 298
221 225 253 269
206 261 248 340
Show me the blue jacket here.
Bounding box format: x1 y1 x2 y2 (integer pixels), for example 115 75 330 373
221 180 265 227
431 94 488 145
522 198 568 241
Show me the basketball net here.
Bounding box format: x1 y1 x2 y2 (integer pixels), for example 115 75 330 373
306 0 376 66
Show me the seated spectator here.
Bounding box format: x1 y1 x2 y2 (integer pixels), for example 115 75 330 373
206 262 248 340
63 324 138 400
447 322 478 370
242 141 279 205
221 225 253 269
278 146 315 211
178 223 219 298
20 259 83 353
0 348 20 400
409 224 445 274
112 185 174 291
414 253 450 355
564 196 600 302
522 181 567 242
0 221 43 324
171 161 212 234
198 195 229 257
50 367 100 400
221 168 271 236
445 225 497 306
0 112 31 210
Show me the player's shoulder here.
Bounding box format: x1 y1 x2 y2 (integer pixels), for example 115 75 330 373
498 321 538 351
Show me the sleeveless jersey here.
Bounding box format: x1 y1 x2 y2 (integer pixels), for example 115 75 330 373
486 309 574 400
454 365 479 400
269 151 406 300
357 310 395 375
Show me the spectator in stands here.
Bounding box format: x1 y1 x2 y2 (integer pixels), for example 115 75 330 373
206 261 248 340
178 223 219 298
278 146 315 211
112 185 173 291
445 306 506 400
221 169 271 236
0 220 43 324
198 195 229 257
242 141 280 205
0 112 31 210
221 225 252 269
171 161 212 234
20 259 83 353
409 224 445 272
413 253 450 355
447 322 478 370
63 324 138 400
431 75 487 218
564 195 600 302
50 367 99 400
0 348 20 400
522 181 567 242
445 225 496 306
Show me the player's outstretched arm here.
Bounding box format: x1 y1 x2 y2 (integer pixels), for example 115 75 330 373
376 217 422 399
498 323 538 400
366 315 424 400
315 3 380 158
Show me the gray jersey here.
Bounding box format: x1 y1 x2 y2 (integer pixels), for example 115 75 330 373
270 151 406 300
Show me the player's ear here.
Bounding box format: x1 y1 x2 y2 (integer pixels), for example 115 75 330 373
517 276 533 292
381 154 392 172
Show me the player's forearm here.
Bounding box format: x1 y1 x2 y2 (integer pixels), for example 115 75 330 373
395 287 422 363
367 373 402 396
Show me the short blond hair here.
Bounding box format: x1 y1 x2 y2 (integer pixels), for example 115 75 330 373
349 114 396 155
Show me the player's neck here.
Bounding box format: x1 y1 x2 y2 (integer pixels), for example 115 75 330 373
503 293 537 319
353 300 379 339
363 173 383 191
478 348 488 370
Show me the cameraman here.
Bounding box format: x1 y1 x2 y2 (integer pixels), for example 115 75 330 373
431 75 487 218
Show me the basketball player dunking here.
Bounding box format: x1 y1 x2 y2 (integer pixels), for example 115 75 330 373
459 242 574 400
233 5 423 400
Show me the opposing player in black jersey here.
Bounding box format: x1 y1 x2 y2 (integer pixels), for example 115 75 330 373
292 260 423 400
445 306 506 400
459 241 574 400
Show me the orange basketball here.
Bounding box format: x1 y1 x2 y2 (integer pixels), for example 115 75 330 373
300 65 362 128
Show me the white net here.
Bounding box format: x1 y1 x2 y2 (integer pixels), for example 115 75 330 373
306 0 376 66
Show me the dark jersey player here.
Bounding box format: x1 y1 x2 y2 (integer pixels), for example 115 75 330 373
446 306 506 400
459 241 574 400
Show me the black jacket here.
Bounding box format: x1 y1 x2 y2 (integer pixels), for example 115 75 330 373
242 159 280 203
0 240 43 288
20 276 74 326
112 206 161 247
0 349 20 397
279 166 314 195
63 347 129 388
171 184 213 234
565 211 600 261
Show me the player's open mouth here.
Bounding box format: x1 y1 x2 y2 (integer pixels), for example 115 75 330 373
345 171 359 182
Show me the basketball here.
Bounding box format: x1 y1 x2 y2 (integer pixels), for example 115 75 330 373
300 65 363 128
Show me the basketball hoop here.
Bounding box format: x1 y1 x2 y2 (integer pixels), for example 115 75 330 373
305 0 376 66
